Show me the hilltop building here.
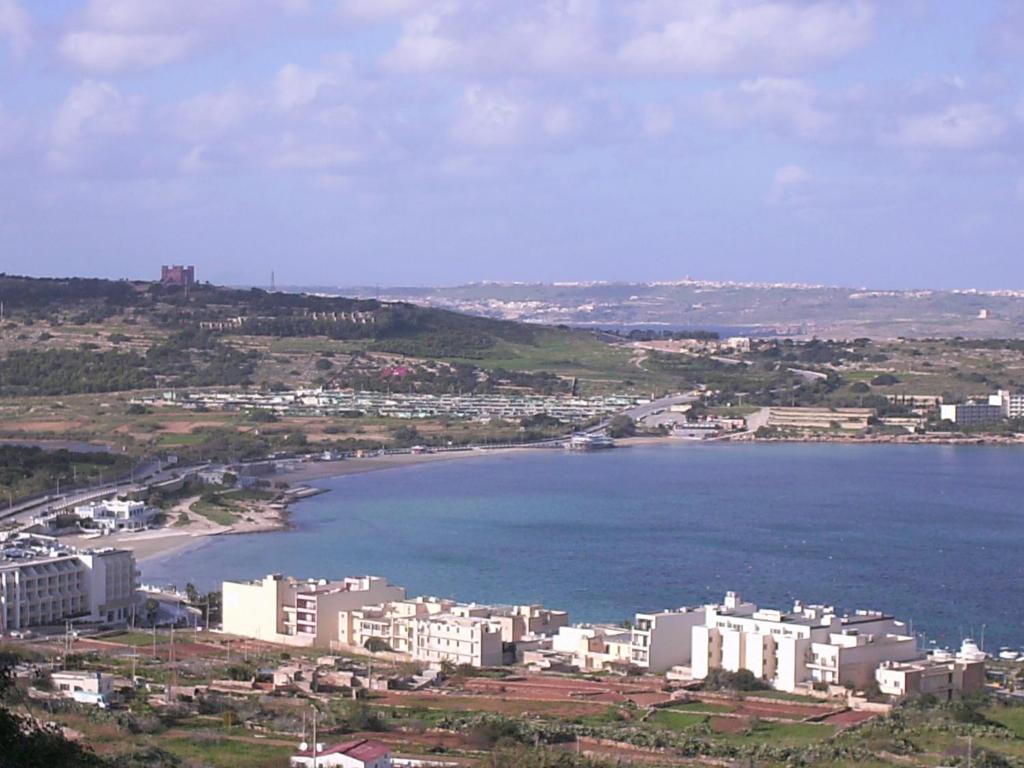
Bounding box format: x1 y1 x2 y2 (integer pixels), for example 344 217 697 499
160 265 195 287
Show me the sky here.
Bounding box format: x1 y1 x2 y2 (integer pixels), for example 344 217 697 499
1 1 1023 289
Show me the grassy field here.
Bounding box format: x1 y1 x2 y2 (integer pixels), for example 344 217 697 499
646 709 709 730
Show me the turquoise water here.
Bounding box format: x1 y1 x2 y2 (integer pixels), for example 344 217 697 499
143 443 1024 649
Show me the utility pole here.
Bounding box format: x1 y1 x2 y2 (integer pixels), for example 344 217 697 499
309 708 317 768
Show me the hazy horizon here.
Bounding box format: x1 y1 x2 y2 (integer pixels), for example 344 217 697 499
2 2 1024 289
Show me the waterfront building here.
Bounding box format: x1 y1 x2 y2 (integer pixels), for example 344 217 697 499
630 607 707 673
939 402 1004 427
221 574 405 647
691 592 920 692
73 498 158 532
990 390 1024 419
766 407 873 431
290 739 391 768
0 545 137 632
875 643 986 701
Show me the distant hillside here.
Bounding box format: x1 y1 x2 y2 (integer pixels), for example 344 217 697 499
0 274 571 396
290 280 1024 339
0 273 539 355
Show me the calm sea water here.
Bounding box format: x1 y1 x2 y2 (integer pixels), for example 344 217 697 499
142 443 1024 650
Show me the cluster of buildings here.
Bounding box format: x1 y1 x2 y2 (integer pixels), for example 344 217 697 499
0 536 138 632
222 574 567 668
940 390 1024 427
141 389 639 423
221 574 985 702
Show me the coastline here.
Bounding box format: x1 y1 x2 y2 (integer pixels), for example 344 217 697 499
124 434 1023 569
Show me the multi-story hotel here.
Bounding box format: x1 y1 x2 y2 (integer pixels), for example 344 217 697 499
692 592 921 692
0 545 137 632
221 574 405 647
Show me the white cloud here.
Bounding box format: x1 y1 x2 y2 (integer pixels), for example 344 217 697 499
59 31 193 73
885 102 1008 151
59 0 298 73
768 163 812 204
273 63 340 110
451 86 529 148
706 78 836 140
382 0 604 75
641 104 675 138
173 87 254 141
618 0 875 76
49 79 139 169
338 0 433 21
0 0 30 59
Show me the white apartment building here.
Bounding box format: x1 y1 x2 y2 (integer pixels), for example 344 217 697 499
630 607 706 673
222 574 405 647
990 390 1024 419
339 596 455 655
0 546 137 632
73 498 158 532
551 624 633 671
414 611 504 668
692 592 920 692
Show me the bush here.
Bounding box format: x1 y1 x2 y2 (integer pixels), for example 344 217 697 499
703 668 770 692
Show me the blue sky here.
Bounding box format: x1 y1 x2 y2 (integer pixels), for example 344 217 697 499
1 1 1023 289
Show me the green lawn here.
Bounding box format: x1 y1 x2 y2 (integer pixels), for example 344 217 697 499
646 709 709 731
986 706 1024 738
717 721 835 746
189 499 239 526
666 701 737 714
157 432 207 446
156 732 294 768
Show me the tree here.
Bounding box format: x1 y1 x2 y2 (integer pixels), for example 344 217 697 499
607 414 636 438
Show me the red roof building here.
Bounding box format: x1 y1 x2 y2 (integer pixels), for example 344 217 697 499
289 738 391 768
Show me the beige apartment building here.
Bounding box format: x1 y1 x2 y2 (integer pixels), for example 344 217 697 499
876 652 985 701
339 599 565 667
692 592 920 692
222 574 405 647
0 547 137 632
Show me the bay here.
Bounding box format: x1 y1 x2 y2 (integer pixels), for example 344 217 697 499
142 443 1024 649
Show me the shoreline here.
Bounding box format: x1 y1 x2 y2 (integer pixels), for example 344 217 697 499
123 434 1024 569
